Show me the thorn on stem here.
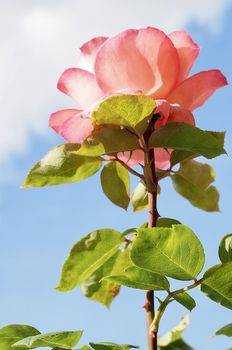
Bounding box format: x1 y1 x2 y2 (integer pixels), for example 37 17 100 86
143 302 149 311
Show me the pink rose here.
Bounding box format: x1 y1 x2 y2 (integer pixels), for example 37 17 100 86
49 27 227 169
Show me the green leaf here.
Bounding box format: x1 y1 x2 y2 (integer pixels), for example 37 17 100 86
122 228 137 236
12 331 83 349
23 144 102 188
200 262 232 309
131 225 205 280
132 182 161 212
156 218 181 228
149 123 226 159
136 219 182 232
104 265 170 291
132 182 148 212
170 150 196 167
170 131 225 167
209 131 226 147
92 94 156 135
77 126 140 157
101 161 130 210
139 222 148 229
215 323 232 337
56 229 124 292
158 315 190 347
159 339 194 350
89 342 139 350
173 292 196 311
81 249 132 308
219 234 232 263
171 160 219 212
78 347 92 350
0 325 40 350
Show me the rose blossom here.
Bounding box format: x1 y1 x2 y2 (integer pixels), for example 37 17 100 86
49 27 227 169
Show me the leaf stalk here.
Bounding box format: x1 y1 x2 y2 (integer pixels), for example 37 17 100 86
151 278 204 333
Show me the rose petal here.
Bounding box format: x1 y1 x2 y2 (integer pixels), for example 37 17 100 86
49 109 81 133
168 31 200 84
61 113 94 143
167 69 228 111
95 27 179 98
117 148 170 170
49 109 93 143
155 99 171 125
155 103 195 128
78 36 108 72
117 150 144 166
57 68 104 108
155 148 171 169
168 105 195 125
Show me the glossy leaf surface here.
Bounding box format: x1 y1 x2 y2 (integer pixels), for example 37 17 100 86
104 265 170 291
131 225 205 280
81 249 132 308
170 150 196 167
12 331 83 349
132 182 161 212
215 323 232 337
101 161 130 209
0 325 40 350
56 229 123 292
90 343 139 350
219 234 232 263
92 94 156 134
149 123 226 159
171 160 219 211
170 131 225 167
132 182 148 212
200 262 232 309
156 218 181 228
23 144 101 187
158 316 190 347
77 126 140 157
159 339 194 349
173 292 196 311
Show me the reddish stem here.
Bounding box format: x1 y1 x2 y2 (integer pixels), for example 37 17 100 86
143 117 159 350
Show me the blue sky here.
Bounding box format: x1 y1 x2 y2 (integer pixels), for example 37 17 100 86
0 1 232 349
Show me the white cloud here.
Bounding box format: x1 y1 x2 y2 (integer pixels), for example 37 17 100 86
0 0 231 174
